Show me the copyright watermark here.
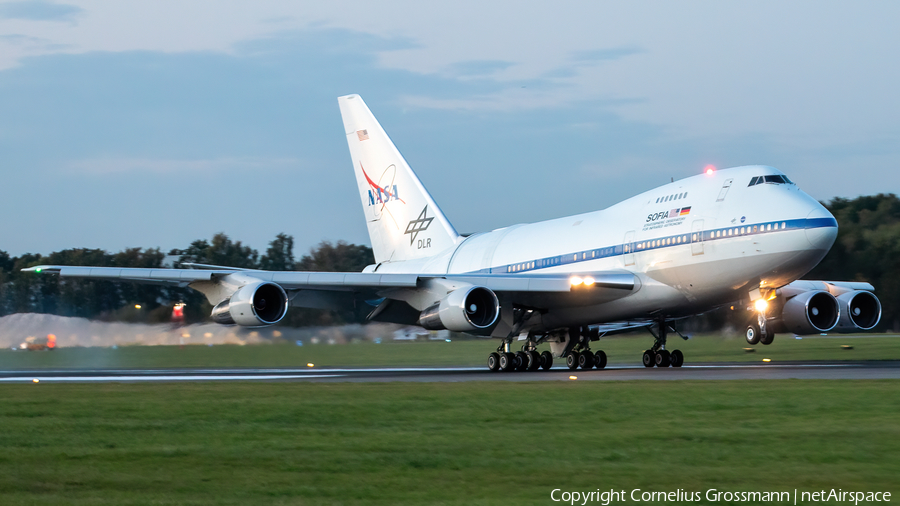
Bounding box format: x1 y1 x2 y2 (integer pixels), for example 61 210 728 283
550 488 891 505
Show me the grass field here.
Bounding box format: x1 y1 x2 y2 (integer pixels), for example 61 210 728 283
1 333 899 370
1 380 898 505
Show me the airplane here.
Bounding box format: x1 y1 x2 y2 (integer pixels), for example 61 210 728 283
24 94 882 371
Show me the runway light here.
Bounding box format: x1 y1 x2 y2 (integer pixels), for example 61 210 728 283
762 358 771 362
704 164 716 175
583 276 595 286
306 363 315 368
569 276 583 286
569 375 578 380
754 299 769 312
32 379 39 383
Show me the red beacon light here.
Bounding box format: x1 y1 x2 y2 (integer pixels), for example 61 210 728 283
704 164 716 176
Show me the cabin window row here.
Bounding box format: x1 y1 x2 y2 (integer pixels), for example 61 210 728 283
710 222 787 238
636 235 690 250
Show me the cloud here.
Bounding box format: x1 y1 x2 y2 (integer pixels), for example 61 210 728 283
447 60 515 78
0 1 83 22
65 156 305 175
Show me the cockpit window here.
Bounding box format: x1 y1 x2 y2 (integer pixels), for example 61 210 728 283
749 174 794 186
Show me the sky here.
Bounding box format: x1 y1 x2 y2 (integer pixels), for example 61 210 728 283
1 1 898 257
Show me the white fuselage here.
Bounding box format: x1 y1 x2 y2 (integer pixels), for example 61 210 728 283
368 165 837 331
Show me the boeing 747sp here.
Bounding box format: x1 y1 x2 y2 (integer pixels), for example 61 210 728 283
25 95 882 371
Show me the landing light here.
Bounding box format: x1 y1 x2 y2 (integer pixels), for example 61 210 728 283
570 276 583 286
583 276 595 286
754 299 769 312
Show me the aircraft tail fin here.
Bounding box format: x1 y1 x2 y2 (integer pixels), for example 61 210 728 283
338 95 459 264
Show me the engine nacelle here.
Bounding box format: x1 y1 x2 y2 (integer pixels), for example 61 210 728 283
779 290 839 334
417 286 500 334
210 282 288 326
834 290 882 332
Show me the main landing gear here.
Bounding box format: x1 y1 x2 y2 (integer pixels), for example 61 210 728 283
642 317 686 368
564 326 607 371
487 341 553 372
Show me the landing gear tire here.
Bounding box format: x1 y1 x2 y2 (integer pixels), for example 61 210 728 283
578 351 594 370
515 351 529 371
594 350 607 369
642 350 656 367
540 351 553 370
670 349 684 368
746 323 761 345
760 331 775 345
566 352 579 370
487 352 500 371
655 349 671 367
499 353 515 372
527 350 542 371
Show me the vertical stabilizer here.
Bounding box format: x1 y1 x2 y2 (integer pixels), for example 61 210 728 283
338 95 459 264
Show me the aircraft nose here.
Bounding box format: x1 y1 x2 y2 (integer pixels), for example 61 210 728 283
805 206 838 251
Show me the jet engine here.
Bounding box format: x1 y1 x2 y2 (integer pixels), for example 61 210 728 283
778 290 839 334
834 290 882 332
418 286 500 334
210 282 289 326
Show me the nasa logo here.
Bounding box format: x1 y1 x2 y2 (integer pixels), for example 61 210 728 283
741 216 746 223
361 163 406 209
368 186 400 206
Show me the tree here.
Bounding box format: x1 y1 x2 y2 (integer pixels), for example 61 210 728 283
176 233 259 269
260 233 295 271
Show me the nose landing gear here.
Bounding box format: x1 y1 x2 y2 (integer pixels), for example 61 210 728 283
746 306 776 346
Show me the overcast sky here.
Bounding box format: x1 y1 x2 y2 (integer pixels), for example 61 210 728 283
1 1 898 257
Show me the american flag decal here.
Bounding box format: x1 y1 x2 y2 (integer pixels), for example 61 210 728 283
357 130 369 141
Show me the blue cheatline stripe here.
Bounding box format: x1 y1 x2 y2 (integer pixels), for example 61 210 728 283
465 217 837 275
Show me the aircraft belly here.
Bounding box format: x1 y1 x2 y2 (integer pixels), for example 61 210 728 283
534 243 830 330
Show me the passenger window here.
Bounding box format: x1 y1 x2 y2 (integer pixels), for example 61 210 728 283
684 192 688 198
781 222 786 229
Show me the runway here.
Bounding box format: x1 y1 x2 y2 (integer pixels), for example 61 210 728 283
2 361 900 383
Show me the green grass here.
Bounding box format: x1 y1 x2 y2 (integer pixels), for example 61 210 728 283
1 334 899 370
1 381 898 505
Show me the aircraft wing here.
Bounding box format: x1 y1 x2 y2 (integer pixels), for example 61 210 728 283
22 265 634 293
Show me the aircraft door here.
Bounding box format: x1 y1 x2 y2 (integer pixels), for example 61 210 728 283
691 220 704 256
623 230 635 266
716 178 734 202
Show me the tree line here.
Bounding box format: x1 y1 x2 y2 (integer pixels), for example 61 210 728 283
1 194 898 330
0 234 374 327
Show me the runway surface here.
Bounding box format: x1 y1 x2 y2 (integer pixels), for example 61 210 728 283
2 361 900 383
